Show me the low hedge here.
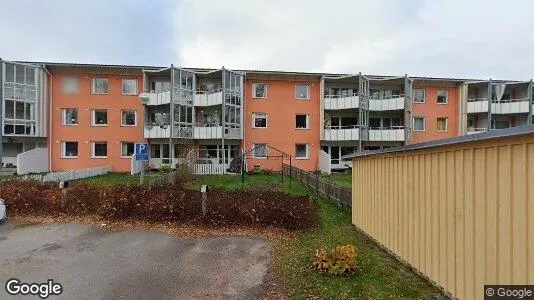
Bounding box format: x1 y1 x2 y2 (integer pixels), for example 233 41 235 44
0 180 317 230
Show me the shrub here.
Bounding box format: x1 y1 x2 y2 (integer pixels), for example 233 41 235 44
158 165 172 173
0 179 318 230
312 244 357 275
261 168 273 175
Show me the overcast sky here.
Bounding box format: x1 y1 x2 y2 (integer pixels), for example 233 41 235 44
1 0 533 79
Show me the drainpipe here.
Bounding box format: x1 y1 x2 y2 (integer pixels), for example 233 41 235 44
487 79 492 132
241 72 246 172
42 65 53 172
170 65 174 167
0 58 3 169
221 67 226 174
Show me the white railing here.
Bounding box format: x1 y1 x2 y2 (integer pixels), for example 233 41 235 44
467 99 489 113
16 148 49 175
491 98 529 103
193 164 229 175
323 125 360 141
194 125 223 139
194 91 223 106
22 166 112 182
491 99 530 114
324 94 359 110
467 128 487 134
368 127 405 141
144 124 170 138
369 97 405 111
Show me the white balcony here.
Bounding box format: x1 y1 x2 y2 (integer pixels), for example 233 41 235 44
467 98 488 113
194 91 223 106
140 91 171 106
324 95 359 110
467 128 487 135
491 99 530 114
369 97 405 111
368 128 405 141
194 126 223 139
144 125 170 138
323 126 359 141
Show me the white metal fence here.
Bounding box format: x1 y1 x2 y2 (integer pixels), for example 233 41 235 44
21 166 112 182
193 164 228 175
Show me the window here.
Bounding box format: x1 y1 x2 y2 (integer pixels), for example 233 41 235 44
253 113 267 128
91 142 107 158
295 144 309 159
121 110 137 126
437 117 448 132
253 83 267 98
413 117 426 131
61 142 78 158
492 120 510 129
92 109 108 126
295 84 309 100
150 144 161 158
253 143 267 158
295 114 310 129
62 108 78 125
121 142 135 157
413 89 425 103
437 90 448 104
62 77 79 94
122 79 138 95
92 78 108 94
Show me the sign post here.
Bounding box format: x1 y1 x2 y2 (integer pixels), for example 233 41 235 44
135 143 149 185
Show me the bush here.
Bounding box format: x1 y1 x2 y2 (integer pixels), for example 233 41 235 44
312 244 357 275
0 179 318 230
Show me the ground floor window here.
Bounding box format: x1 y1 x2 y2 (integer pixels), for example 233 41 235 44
91 142 107 158
198 144 239 164
61 142 78 158
121 142 135 157
295 144 309 159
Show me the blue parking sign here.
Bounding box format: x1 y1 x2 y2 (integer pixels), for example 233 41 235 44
135 143 149 161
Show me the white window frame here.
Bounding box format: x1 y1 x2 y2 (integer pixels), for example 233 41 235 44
62 77 79 94
413 89 426 103
252 83 268 99
252 113 267 128
295 144 310 159
91 109 108 126
121 78 138 96
91 141 108 158
295 114 310 129
295 84 310 100
253 143 267 159
437 89 448 104
120 142 135 158
413 116 426 132
61 108 78 125
61 141 78 158
121 110 137 126
92 77 108 95
437 117 448 132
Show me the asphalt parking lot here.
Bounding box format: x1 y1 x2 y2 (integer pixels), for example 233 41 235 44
0 222 272 299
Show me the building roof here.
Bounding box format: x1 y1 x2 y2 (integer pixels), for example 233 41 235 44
3 60 526 83
343 124 534 159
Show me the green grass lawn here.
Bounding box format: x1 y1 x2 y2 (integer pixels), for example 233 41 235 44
320 171 352 188
196 174 442 299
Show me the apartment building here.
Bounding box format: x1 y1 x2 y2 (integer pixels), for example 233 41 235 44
1 59 533 174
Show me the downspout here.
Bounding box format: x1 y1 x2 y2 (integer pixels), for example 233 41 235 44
528 79 533 125
241 72 246 171
42 65 53 172
221 67 226 174
487 79 492 131
169 65 175 166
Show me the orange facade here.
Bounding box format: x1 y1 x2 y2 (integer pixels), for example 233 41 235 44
244 79 321 171
410 85 459 144
50 69 145 172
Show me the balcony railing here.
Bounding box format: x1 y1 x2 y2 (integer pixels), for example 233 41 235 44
324 93 359 110
323 125 360 141
194 90 223 106
467 128 487 135
144 123 170 138
369 95 405 111
492 98 530 114
467 97 487 102
368 126 405 141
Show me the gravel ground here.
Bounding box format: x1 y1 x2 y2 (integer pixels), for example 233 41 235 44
0 222 272 299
